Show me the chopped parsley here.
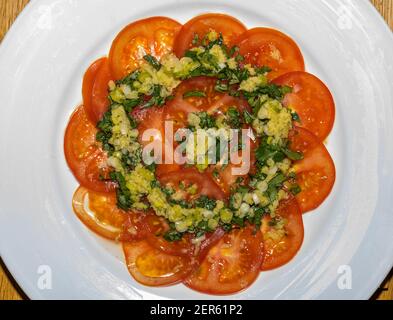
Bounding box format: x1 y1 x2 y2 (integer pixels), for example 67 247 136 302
183 90 206 98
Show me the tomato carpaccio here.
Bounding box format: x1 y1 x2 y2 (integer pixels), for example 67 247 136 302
65 13 336 295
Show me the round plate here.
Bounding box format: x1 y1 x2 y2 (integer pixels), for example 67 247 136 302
0 0 392 300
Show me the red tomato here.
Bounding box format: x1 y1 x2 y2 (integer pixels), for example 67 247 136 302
88 59 113 123
141 214 197 257
235 28 305 80
82 58 106 123
184 225 264 295
109 17 182 80
158 167 226 201
273 72 335 141
145 214 225 259
174 13 247 57
133 106 182 175
169 77 225 114
133 106 165 147
260 197 304 270
211 143 255 195
123 240 196 287
289 127 336 213
72 187 127 240
210 133 257 195
118 211 153 243
64 106 115 193
206 94 251 115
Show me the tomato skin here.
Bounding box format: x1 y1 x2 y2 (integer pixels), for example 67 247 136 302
158 167 226 201
289 127 336 213
146 220 225 259
109 17 182 80
72 187 127 240
82 58 106 123
133 105 182 175
260 197 304 270
123 240 196 287
207 94 251 115
88 59 113 123
119 212 152 243
273 72 335 141
173 13 247 57
170 76 225 112
235 28 305 80
64 106 115 193
184 225 264 295
144 216 195 257
210 137 257 195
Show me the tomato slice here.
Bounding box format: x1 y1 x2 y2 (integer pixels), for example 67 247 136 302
169 77 225 114
260 197 304 270
118 211 152 243
158 167 226 201
82 58 106 123
64 106 115 193
235 28 305 80
173 13 247 57
133 105 182 175
273 72 335 141
133 106 165 146
289 127 336 213
145 213 225 258
210 132 258 194
184 225 264 295
109 17 182 80
88 59 113 123
72 186 127 240
123 240 195 287
211 146 255 195
207 94 251 115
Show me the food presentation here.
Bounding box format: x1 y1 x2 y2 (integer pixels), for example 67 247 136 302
64 13 336 295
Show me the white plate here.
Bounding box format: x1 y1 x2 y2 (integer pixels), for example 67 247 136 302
0 0 392 300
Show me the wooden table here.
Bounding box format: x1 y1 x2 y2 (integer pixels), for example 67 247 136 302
0 0 392 300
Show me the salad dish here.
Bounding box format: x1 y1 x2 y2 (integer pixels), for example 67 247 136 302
64 13 336 295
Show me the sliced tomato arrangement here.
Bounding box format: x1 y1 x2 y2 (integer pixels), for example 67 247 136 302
64 106 115 193
260 197 304 270
109 17 182 80
235 28 305 80
65 14 337 295
173 13 247 58
289 127 336 213
273 71 335 141
184 225 264 295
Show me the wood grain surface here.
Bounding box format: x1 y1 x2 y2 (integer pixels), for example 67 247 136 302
0 0 392 300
